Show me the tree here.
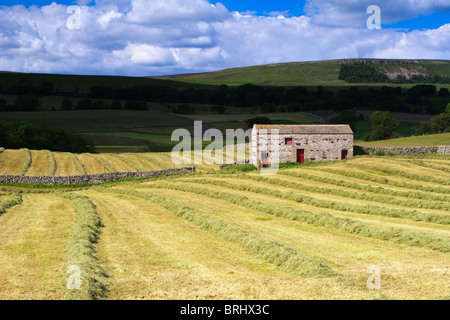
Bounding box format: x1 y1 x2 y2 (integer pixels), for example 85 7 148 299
211 105 226 114
15 95 41 112
438 88 450 97
446 103 450 114
365 111 399 141
110 100 123 110
61 99 73 111
430 113 450 133
0 98 7 111
245 117 271 129
371 111 399 130
367 125 395 141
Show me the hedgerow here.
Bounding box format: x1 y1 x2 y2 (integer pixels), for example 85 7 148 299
19 148 32 176
68 153 87 175
100 187 335 278
141 183 450 253
111 154 143 172
179 178 450 225
58 193 108 300
317 168 450 194
46 150 57 176
89 154 115 173
0 193 23 215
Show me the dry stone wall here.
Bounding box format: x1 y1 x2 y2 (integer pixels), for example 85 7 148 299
355 145 450 156
0 167 195 186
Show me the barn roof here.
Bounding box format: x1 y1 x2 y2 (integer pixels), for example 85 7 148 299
253 124 353 134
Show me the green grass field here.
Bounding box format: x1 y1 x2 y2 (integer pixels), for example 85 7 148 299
357 133 450 147
156 59 450 89
0 148 449 300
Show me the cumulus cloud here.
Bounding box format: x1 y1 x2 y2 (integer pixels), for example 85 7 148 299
305 0 450 27
0 0 448 76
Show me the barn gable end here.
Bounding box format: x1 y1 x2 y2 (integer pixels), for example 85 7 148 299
251 124 354 168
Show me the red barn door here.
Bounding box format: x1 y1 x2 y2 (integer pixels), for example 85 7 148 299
297 149 305 163
341 150 348 160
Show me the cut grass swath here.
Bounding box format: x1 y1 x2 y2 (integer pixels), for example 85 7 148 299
318 168 450 195
276 171 450 203
137 154 168 169
180 178 450 225
224 173 450 211
58 192 108 300
68 153 87 175
142 183 450 253
89 154 115 173
99 187 335 278
19 149 32 176
110 154 143 172
46 150 57 176
403 159 450 175
0 193 23 216
352 164 450 186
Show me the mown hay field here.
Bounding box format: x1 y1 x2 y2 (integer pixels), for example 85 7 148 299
0 151 448 300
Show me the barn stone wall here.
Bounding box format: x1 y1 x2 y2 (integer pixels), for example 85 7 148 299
0 167 195 186
252 130 354 167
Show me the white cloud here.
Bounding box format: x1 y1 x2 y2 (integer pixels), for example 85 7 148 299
305 0 450 27
0 0 448 76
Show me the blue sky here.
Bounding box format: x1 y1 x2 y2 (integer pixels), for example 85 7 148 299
3 0 449 29
0 1 449 76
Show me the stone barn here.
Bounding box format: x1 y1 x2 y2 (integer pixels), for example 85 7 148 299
251 124 354 168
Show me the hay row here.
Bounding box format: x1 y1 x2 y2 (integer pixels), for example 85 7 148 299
224 173 450 211
46 150 57 177
142 183 450 253
0 193 22 215
68 153 87 175
276 171 450 203
89 154 116 173
404 159 450 175
100 187 335 278
58 193 108 300
318 168 450 195
137 154 168 169
353 164 450 186
179 178 450 225
110 154 143 172
19 149 32 176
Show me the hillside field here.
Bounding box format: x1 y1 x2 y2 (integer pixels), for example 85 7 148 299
0 149 449 300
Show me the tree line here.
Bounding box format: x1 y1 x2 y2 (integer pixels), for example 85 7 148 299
339 63 450 84
1 82 449 115
0 121 94 153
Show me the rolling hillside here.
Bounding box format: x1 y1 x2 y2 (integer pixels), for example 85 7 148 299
156 59 450 87
0 152 449 299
